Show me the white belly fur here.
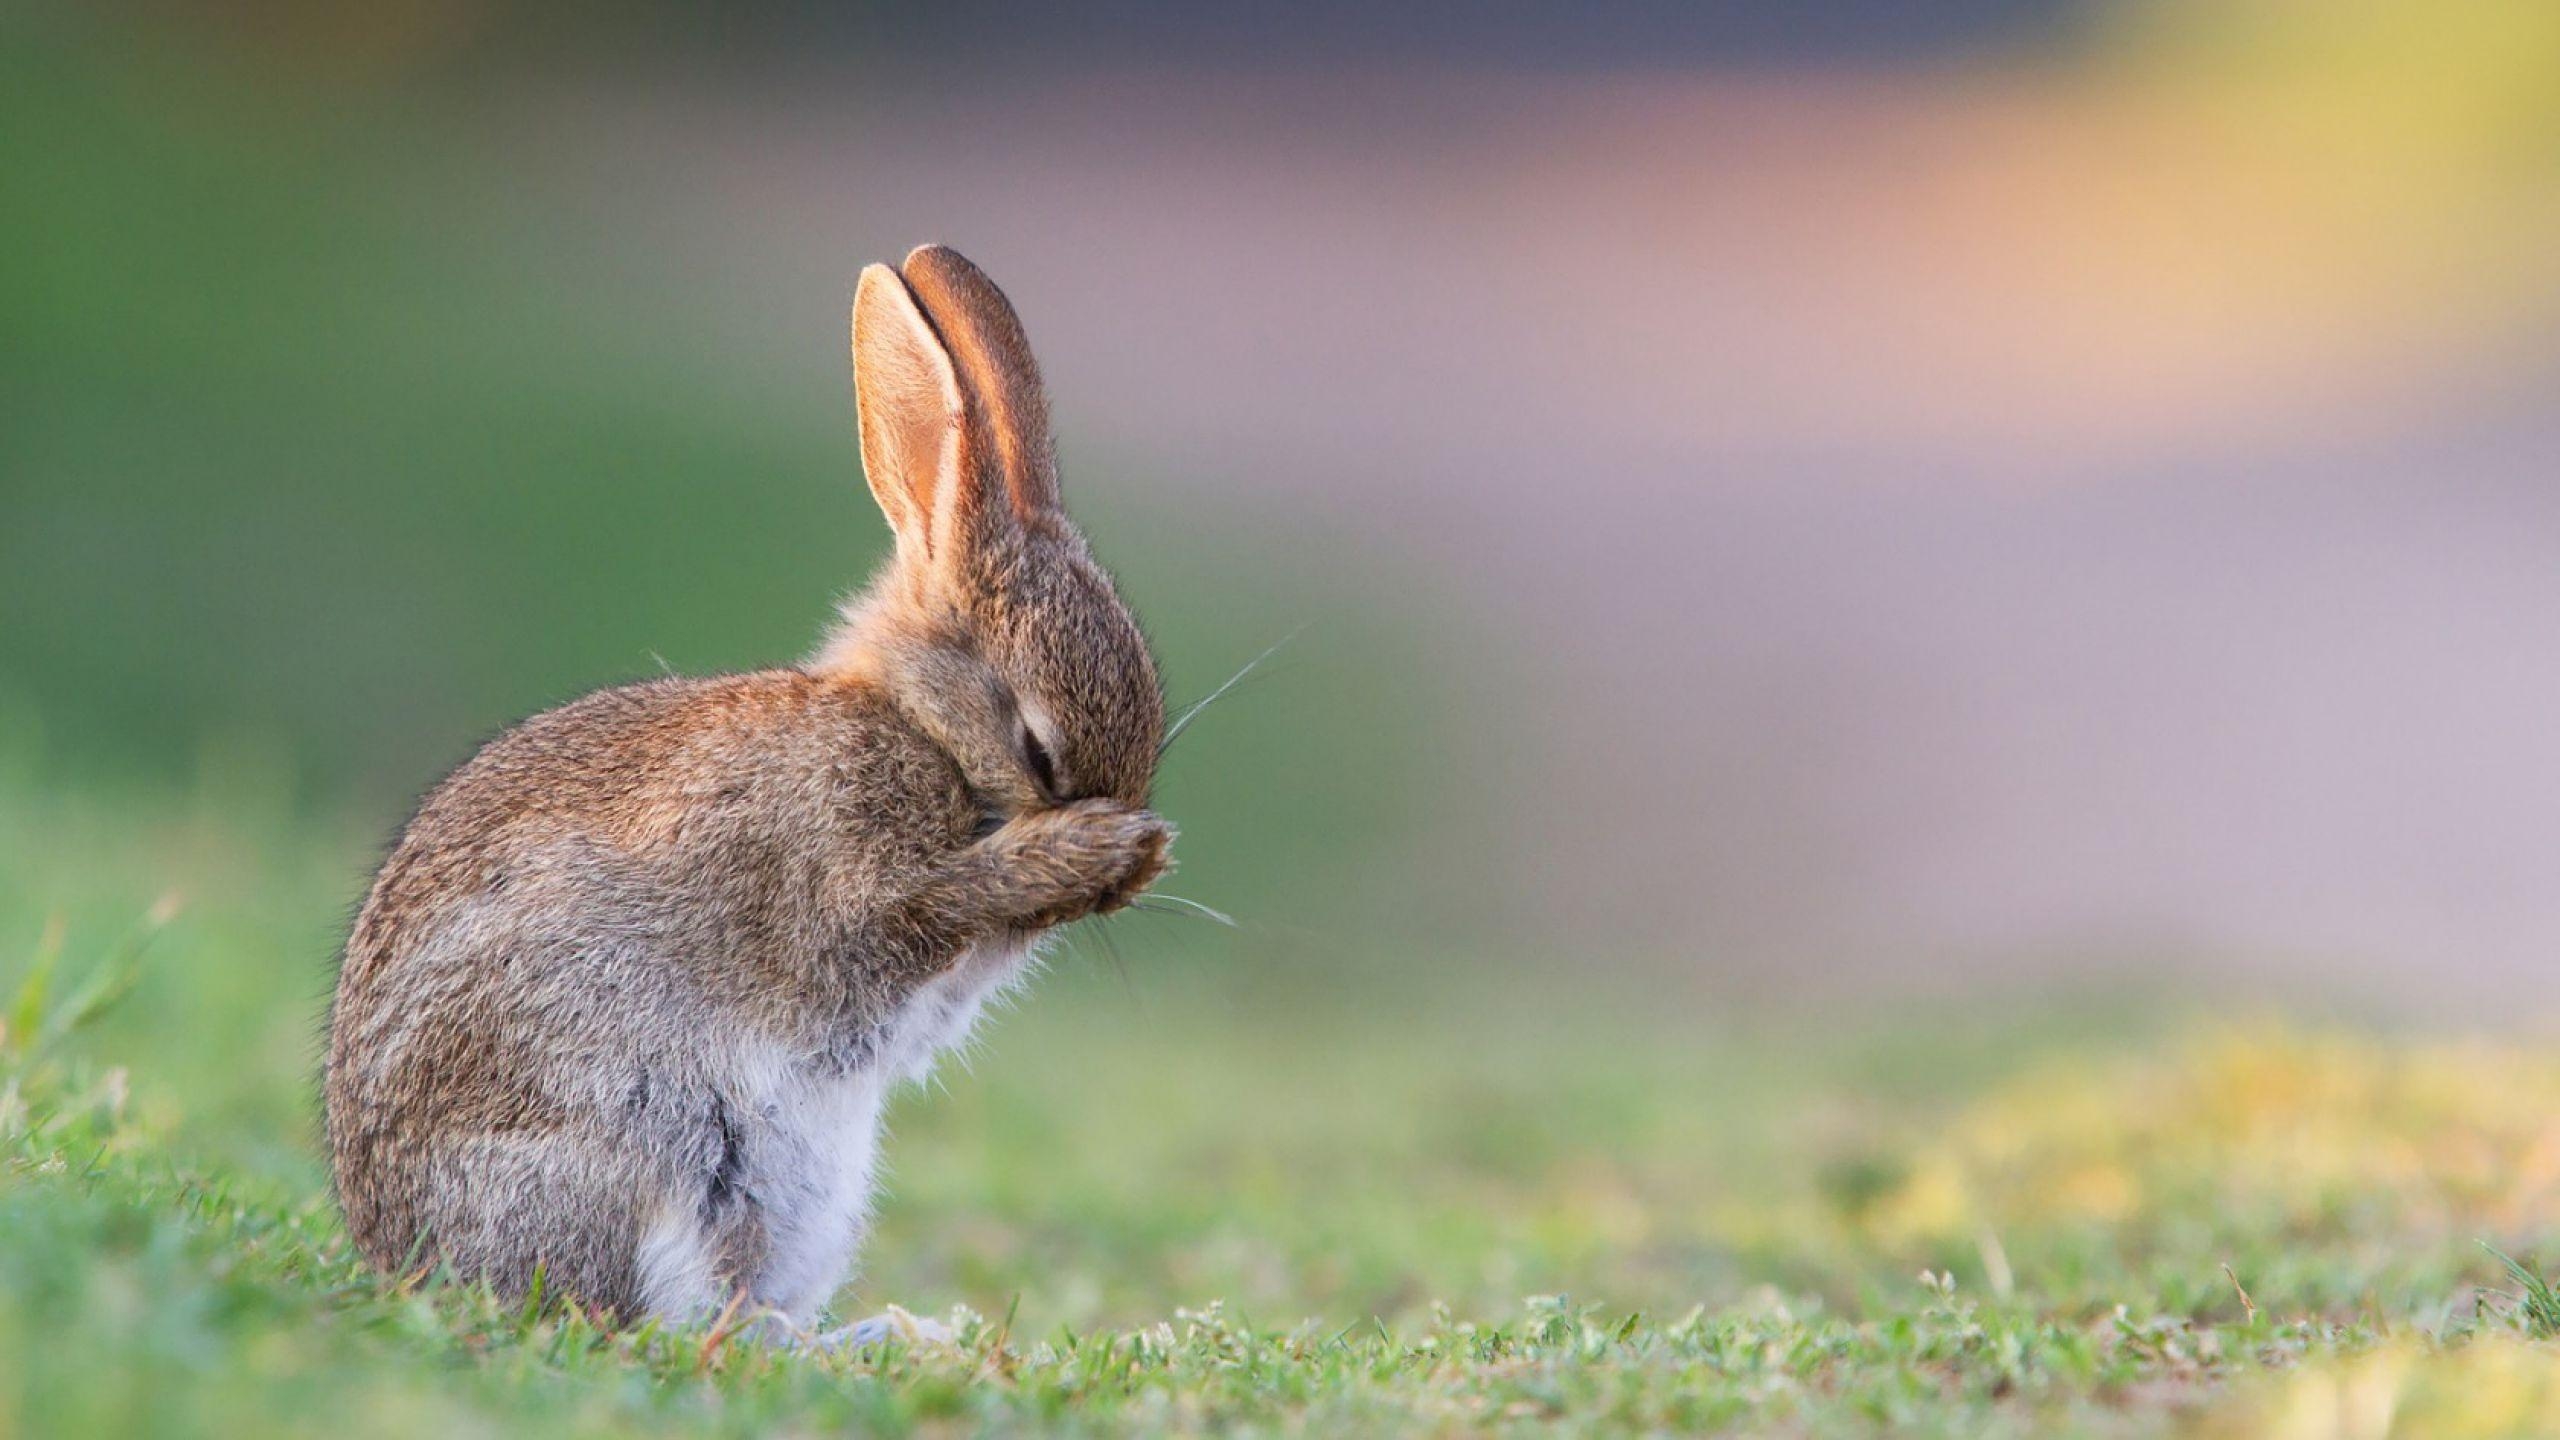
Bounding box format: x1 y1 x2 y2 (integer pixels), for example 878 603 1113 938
635 935 1042 1325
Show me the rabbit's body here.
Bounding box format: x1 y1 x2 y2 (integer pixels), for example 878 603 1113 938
325 247 1172 1329
331 673 1009 1322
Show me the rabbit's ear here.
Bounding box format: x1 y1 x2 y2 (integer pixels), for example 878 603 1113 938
852 262 967 564
897 245 1062 522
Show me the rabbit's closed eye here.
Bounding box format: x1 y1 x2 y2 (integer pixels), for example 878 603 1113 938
1019 722 1060 798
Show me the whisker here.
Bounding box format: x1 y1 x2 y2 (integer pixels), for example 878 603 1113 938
1053 926 1093 968
1087 912 1136 996
1161 624 1307 756
1130 893 1237 928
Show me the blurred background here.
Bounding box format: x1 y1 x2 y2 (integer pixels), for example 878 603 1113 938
11 0 2560 1367
7 0 2559 1050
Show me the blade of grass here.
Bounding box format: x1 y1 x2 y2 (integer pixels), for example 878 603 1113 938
2481 1241 2560 1336
36 894 181 1060
6 913 66 1057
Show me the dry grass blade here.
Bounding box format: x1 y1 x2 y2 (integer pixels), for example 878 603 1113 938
695 1288 751 1373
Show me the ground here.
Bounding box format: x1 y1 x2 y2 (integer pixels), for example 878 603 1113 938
7 766 2560 1438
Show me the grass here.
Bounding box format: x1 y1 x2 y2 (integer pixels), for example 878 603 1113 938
9 760 2560 1437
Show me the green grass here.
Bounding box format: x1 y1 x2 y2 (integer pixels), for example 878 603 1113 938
10 762 2560 1437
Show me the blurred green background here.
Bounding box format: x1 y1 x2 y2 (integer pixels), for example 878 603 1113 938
2 3 1506 976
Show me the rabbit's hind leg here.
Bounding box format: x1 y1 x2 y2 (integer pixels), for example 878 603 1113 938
418 1129 654 1319
626 1081 790 1324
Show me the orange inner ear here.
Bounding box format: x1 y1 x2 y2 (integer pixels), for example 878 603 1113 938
851 264 968 561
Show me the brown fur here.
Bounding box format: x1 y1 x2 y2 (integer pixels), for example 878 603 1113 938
324 247 1169 1323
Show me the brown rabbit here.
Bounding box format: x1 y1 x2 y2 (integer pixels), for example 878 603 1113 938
323 246 1171 1339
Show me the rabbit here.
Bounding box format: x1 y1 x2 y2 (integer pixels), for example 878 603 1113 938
323 245 1172 1339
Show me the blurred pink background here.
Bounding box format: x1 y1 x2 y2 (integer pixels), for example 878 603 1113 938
504 5 2560 996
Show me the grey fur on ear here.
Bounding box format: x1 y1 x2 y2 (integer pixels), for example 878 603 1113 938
898 245 1062 522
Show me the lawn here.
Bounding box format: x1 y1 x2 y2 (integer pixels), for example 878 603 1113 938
9 760 2560 1437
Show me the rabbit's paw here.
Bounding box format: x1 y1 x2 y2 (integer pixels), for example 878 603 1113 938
1084 805 1173 914
817 1305 956 1350
995 800 1173 925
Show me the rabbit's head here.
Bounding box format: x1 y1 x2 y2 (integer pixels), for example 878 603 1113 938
820 246 1163 816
